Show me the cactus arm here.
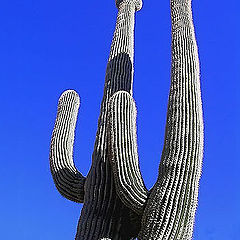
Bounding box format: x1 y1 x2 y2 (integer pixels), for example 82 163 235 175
108 91 148 215
50 90 86 203
66 2 144 238
139 0 203 239
92 0 140 167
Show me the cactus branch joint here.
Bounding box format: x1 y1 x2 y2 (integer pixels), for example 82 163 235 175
49 0 203 239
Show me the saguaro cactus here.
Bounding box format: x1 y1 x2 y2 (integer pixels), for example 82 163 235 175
49 0 203 239
137 0 204 239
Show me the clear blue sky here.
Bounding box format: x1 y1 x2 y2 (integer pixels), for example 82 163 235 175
0 0 239 239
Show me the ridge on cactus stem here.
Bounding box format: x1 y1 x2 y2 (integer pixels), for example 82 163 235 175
49 0 203 239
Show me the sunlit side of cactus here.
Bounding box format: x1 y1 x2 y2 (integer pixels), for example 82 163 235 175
49 0 203 239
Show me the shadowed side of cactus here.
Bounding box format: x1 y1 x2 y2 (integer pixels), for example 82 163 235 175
50 1 143 239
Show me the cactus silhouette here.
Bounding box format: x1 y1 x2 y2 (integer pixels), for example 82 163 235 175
49 0 203 239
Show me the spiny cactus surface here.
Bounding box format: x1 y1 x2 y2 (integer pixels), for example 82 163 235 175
49 0 203 239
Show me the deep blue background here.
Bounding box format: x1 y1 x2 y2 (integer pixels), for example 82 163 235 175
0 0 239 239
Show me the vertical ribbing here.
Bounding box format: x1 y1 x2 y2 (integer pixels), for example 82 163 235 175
49 1 203 239
108 91 148 215
74 2 142 239
50 90 86 203
95 2 136 155
138 1 203 239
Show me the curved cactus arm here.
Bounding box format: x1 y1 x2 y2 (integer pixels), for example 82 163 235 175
50 90 86 203
139 0 203 239
108 91 148 215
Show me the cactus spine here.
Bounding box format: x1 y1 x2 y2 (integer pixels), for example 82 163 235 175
49 0 203 239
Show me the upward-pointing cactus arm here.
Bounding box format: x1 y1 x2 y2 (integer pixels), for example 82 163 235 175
108 91 148 215
104 0 148 216
50 90 86 203
94 0 142 155
139 0 203 239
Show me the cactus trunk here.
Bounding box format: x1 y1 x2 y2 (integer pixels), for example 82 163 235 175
75 2 141 239
50 1 142 239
